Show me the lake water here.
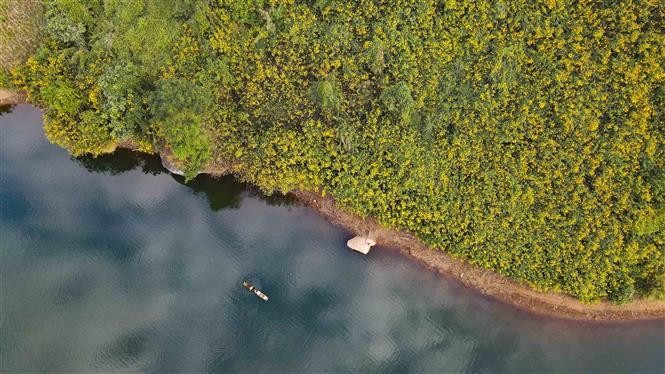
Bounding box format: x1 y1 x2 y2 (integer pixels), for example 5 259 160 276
1 105 663 373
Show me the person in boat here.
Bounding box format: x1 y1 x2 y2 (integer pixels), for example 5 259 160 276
244 281 269 300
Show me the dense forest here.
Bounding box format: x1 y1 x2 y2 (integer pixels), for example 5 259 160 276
2 0 663 302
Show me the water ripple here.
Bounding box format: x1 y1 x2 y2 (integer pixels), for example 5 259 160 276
2 106 664 373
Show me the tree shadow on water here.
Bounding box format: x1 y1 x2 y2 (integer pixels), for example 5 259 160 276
74 149 164 176
0 104 15 115
74 149 296 212
171 173 246 210
171 173 298 211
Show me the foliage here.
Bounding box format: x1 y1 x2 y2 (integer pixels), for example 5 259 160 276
0 0 45 75
10 0 665 302
97 61 143 137
150 78 213 179
381 81 415 124
41 79 82 114
44 0 91 47
311 79 341 117
0 70 13 87
607 272 635 304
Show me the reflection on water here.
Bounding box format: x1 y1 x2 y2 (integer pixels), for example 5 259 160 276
1 104 664 373
74 149 164 176
0 104 14 115
75 149 295 212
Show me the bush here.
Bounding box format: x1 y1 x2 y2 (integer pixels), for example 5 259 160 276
98 61 145 138
380 82 415 124
150 78 213 180
311 80 341 116
608 273 636 304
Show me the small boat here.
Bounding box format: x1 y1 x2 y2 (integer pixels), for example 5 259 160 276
243 281 269 301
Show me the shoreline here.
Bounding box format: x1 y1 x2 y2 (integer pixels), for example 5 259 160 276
5 99 665 322
290 190 665 322
0 89 26 106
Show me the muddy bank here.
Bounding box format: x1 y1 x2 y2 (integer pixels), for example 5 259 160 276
0 89 26 106
291 190 665 321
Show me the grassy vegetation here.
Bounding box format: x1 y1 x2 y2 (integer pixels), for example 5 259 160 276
8 0 665 302
0 0 44 85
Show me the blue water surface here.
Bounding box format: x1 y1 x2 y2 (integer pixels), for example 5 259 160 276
1 105 663 373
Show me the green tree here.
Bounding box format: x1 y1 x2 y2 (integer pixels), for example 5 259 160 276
150 78 213 180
